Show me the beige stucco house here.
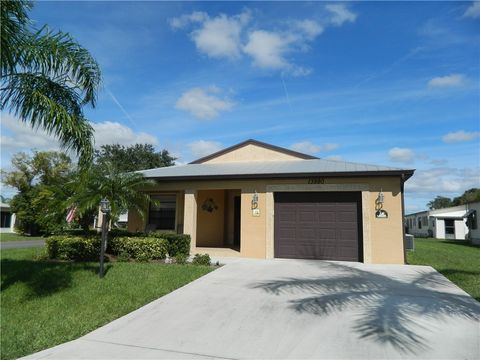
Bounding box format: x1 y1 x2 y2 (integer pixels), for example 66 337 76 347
128 140 414 264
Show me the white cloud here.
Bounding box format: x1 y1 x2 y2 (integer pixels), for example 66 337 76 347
175 87 234 120
464 2 480 19
243 30 292 70
293 19 324 40
0 114 158 153
388 147 416 163
325 4 357 26
169 11 209 29
406 167 480 193
427 74 466 88
171 11 250 59
170 9 350 76
1 113 61 151
442 130 480 143
322 143 340 151
290 141 340 154
92 121 158 147
188 140 223 159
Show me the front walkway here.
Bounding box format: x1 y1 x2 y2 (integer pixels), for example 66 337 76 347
0 240 45 249
24 259 480 359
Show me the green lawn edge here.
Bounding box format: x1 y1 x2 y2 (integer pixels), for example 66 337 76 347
407 237 480 301
1 247 214 360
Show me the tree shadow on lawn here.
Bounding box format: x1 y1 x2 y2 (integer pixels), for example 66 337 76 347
1 259 112 297
251 262 480 355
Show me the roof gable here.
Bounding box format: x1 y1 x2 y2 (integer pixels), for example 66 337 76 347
190 139 318 164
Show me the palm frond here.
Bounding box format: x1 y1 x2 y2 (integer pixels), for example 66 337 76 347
17 26 102 106
0 0 32 77
1 73 94 165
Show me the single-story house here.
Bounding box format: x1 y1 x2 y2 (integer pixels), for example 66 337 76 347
405 202 479 242
0 203 16 233
128 139 415 264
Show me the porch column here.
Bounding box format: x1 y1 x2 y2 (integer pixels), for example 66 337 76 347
183 190 197 252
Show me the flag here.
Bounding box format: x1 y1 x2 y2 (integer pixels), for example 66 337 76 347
66 207 77 223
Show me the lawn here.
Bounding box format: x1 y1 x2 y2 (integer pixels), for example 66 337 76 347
0 233 44 242
0 247 214 360
407 238 480 301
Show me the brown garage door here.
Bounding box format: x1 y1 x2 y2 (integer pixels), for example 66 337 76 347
274 192 362 261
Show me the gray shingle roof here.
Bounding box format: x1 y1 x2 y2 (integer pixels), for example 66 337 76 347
139 159 414 180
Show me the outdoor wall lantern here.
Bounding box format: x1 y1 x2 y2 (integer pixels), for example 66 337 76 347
375 189 388 218
251 191 260 217
251 191 259 210
99 197 111 278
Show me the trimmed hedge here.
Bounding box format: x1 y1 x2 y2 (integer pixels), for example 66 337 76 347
150 232 191 257
46 236 100 261
46 231 188 261
110 236 168 262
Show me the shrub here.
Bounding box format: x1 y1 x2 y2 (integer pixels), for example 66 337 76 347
192 253 211 266
174 253 189 265
110 237 168 261
46 236 100 261
150 232 191 257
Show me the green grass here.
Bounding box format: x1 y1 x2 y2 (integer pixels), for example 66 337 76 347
1 248 214 360
407 238 480 301
0 233 44 242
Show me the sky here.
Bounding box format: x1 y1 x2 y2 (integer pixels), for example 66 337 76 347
1 1 479 213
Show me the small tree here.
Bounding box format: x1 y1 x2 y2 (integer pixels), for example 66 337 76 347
1 151 74 234
427 196 453 210
69 162 156 225
94 144 176 172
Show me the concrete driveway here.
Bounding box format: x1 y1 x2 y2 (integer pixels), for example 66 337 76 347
24 259 480 359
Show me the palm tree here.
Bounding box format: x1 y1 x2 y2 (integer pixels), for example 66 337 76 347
1 0 101 165
69 163 156 225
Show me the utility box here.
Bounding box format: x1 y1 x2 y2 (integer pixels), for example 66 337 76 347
405 234 414 251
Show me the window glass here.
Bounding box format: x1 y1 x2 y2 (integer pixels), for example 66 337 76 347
148 195 176 230
445 219 455 235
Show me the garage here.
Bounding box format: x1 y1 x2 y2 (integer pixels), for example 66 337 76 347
274 192 363 261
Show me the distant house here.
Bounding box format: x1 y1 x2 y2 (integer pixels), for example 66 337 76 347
0 203 16 233
405 202 478 243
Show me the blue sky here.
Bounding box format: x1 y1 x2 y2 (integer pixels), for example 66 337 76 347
1 1 479 212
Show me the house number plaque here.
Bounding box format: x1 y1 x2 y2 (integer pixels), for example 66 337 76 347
308 177 325 184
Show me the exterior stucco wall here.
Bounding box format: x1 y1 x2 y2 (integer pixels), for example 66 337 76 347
134 176 406 264
203 144 304 163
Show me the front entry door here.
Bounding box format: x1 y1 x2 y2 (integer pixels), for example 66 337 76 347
233 196 241 248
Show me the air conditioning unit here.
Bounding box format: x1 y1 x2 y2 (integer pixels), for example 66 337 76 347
405 234 414 251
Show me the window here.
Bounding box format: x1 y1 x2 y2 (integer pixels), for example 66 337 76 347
418 217 422 229
0 212 12 228
148 195 176 230
445 219 455 235
431 218 435 227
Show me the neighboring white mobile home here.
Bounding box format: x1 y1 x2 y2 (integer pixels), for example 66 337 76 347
405 202 478 242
